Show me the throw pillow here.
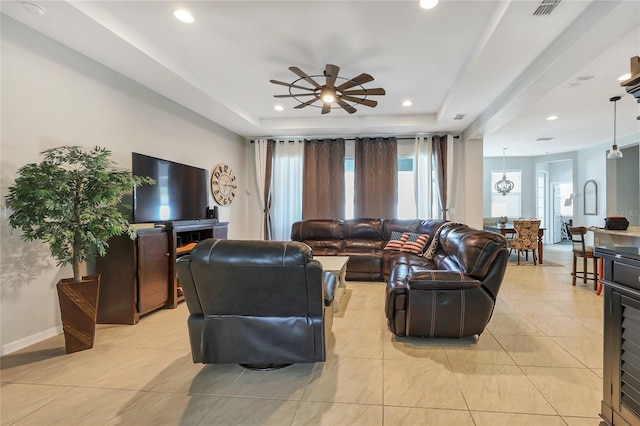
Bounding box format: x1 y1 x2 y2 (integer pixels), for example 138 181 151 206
400 233 430 255
384 231 409 251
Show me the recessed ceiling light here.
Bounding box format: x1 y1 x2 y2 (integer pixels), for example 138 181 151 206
274 105 284 111
546 115 558 121
21 2 46 15
174 9 194 23
402 100 413 107
618 73 631 81
419 0 439 9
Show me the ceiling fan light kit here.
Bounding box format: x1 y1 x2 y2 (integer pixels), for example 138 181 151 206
271 64 385 115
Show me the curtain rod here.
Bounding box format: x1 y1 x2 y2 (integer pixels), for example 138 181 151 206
249 135 459 143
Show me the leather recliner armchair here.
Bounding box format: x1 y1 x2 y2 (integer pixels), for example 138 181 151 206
176 239 336 366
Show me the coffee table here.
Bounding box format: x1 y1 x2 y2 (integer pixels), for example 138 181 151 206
314 256 349 313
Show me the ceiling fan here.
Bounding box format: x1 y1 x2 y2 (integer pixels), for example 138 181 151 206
270 64 385 115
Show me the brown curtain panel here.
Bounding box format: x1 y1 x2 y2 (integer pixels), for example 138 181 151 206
354 137 397 218
432 135 448 220
263 139 276 239
303 138 345 219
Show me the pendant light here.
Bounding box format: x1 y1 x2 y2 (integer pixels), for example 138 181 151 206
607 96 623 160
494 148 514 196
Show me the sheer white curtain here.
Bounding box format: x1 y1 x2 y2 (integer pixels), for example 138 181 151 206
271 140 304 241
254 139 268 239
414 135 433 218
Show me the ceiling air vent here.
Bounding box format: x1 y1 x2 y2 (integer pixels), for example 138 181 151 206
536 137 554 141
454 114 465 120
564 75 594 89
533 0 561 16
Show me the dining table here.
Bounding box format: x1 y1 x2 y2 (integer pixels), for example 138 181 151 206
483 223 545 264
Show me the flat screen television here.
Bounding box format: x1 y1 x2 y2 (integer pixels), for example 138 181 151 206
132 152 208 223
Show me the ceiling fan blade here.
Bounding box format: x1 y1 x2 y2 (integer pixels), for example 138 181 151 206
341 95 377 108
342 88 386 96
294 96 321 109
270 79 315 92
274 93 318 98
336 73 374 91
289 66 322 89
325 64 340 89
336 98 357 114
321 103 331 114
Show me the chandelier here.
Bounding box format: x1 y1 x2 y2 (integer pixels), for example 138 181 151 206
607 96 623 160
494 148 514 196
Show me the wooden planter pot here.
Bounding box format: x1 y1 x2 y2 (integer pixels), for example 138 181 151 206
56 275 100 354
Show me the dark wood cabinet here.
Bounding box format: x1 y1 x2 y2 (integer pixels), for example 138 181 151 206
137 231 170 315
95 228 169 324
95 220 228 322
597 246 640 426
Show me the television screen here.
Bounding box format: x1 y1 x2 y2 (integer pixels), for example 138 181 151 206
132 153 208 223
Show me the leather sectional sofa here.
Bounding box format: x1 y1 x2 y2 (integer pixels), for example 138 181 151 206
291 218 448 281
291 218 508 338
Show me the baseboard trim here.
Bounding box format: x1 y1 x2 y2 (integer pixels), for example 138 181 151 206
1 326 63 356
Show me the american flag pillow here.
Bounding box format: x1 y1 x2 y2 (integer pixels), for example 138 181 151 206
400 233 430 255
384 231 409 251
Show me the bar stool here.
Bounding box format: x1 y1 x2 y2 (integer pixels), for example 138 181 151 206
568 226 600 293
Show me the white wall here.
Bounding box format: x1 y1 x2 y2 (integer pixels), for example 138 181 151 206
454 137 484 229
575 144 609 231
0 17 251 355
483 156 537 218
610 144 639 226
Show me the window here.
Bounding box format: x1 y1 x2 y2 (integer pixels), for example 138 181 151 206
344 156 417 219
345 158 355 219
490 171 521 217
271 141 304 240
397 157 416 219
537 171 546 230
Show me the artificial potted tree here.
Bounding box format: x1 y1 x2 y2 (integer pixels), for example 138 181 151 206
5 146 152 354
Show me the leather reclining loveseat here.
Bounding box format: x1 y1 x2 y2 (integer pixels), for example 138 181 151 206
291 219 508 338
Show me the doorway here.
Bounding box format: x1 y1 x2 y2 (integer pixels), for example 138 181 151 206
552 182 573 243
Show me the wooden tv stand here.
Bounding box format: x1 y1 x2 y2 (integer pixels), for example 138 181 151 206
167 219 228 308
95 219 228 324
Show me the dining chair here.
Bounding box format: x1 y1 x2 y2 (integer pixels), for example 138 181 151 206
568 226 600 293
508 219 541 265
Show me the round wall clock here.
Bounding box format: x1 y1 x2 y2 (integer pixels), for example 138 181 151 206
210 164 237 206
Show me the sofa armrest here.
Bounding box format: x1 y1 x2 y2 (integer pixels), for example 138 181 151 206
385 280 409 318
322 271 337 307
407 270 481 290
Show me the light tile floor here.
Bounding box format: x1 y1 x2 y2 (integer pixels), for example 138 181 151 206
1 244 604 425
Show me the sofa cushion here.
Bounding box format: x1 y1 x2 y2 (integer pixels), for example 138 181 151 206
343 218 383 240
291 219 344 241
382 219 425 240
